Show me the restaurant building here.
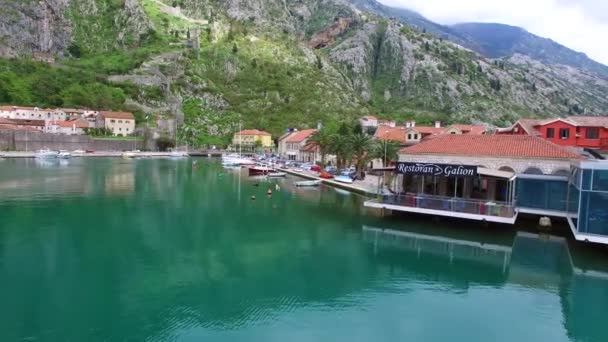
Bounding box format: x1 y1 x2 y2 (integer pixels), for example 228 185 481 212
365 135 608 244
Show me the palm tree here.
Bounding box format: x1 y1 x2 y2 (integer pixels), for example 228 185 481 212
328 134 351 169
309 129 332 166
349 133 373 179
372 139 401 167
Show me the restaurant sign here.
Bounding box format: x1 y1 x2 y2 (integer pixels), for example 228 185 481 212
395 162 477 178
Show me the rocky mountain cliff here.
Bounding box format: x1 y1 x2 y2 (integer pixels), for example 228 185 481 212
1 0 607 144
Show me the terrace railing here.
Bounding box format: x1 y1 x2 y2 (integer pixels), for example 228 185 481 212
373 194 516 218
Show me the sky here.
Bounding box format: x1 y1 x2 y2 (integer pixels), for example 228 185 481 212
378 0 608 66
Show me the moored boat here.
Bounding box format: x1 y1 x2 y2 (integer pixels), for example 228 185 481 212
334 174 354 184
248 165 273 176
267 172 286 178
58 150 72 159
35 148 58 159
295 180 322 187
169 151 189 158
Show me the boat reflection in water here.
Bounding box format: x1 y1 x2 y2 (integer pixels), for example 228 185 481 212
363 225 608 342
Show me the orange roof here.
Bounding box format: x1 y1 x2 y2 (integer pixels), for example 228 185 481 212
235 129 271 136
449 124 486 135
286 129 317 142
400 135 581 160
375 126 406 143
0 118 15 124
361 116 377 120
414 126 446 135
9 119 45 126
0 106 15 111
302 142 318 152
53 120 88 128
100 111 135 120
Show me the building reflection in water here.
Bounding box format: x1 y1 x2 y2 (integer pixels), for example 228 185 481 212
363 226 608 342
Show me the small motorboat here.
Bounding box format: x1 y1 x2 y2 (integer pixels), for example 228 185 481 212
267 172 287 178
319 172 334 179
169 151 189 158
58 150 72 159
334 174 354 184
35 148 58 159
295 180 322 187
121 151 136 159
248 165 273 176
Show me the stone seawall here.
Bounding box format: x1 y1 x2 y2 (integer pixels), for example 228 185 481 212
0 130 144 151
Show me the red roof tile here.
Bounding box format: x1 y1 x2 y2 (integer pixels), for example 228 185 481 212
361 115 377 120
286 129 317 143
100 111 135 120
414 126 446 135
235 129 272 136
448 124 487 135
375 126 406 143
53 119 88 128
400 135 581 160
9 119 45 126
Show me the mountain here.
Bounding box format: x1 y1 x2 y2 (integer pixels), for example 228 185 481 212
450 23 608 78
351 1 608 78
0 0 607 146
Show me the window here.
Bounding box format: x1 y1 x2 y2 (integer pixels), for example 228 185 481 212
546 128 555 138
414 134 419 140
559 128 570 139
118 120 123 123
111 119 115 123
126 128 129 132
586 128 600 139
407 134 412 140
119 128 122 131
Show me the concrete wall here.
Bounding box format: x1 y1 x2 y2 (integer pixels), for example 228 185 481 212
0 130 143 151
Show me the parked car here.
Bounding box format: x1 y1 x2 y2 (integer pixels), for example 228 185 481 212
300 163 313 170
85 150 95 153
310 165 321 172
325 166 338 174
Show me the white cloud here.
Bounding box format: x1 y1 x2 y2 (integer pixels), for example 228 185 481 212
378 0 608 66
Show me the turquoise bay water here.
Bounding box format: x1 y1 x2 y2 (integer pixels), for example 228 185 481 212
0 158 607 341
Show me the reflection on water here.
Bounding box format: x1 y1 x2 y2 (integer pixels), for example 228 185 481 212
0 158 607 341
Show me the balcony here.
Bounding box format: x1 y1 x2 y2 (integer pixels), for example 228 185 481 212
365 194 517 224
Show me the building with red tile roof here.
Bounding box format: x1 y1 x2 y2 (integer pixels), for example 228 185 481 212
285 129 316 143
232 129 273 148
97 111 136 137
496 116 608 150
401 135 581 160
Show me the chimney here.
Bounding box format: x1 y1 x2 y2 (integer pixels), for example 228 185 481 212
405 121 411 128
411 120 416 127
435 120 441 128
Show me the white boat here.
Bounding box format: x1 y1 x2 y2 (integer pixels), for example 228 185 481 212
222 154 255 166
58 150 72 159
334 174 354 184
121 151 136 159
267 172 287 178
35 149 58 159
295 180 322 187
169 151 189 158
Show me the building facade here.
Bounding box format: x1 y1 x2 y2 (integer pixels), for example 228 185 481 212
232 129 273 148
283 129 317 161
365 135 590 231
98 111 136 136
497 116 608 150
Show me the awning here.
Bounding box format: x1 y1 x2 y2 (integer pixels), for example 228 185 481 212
477 167 515 180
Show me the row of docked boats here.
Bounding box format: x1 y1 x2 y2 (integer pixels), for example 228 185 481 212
35 149 72 159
